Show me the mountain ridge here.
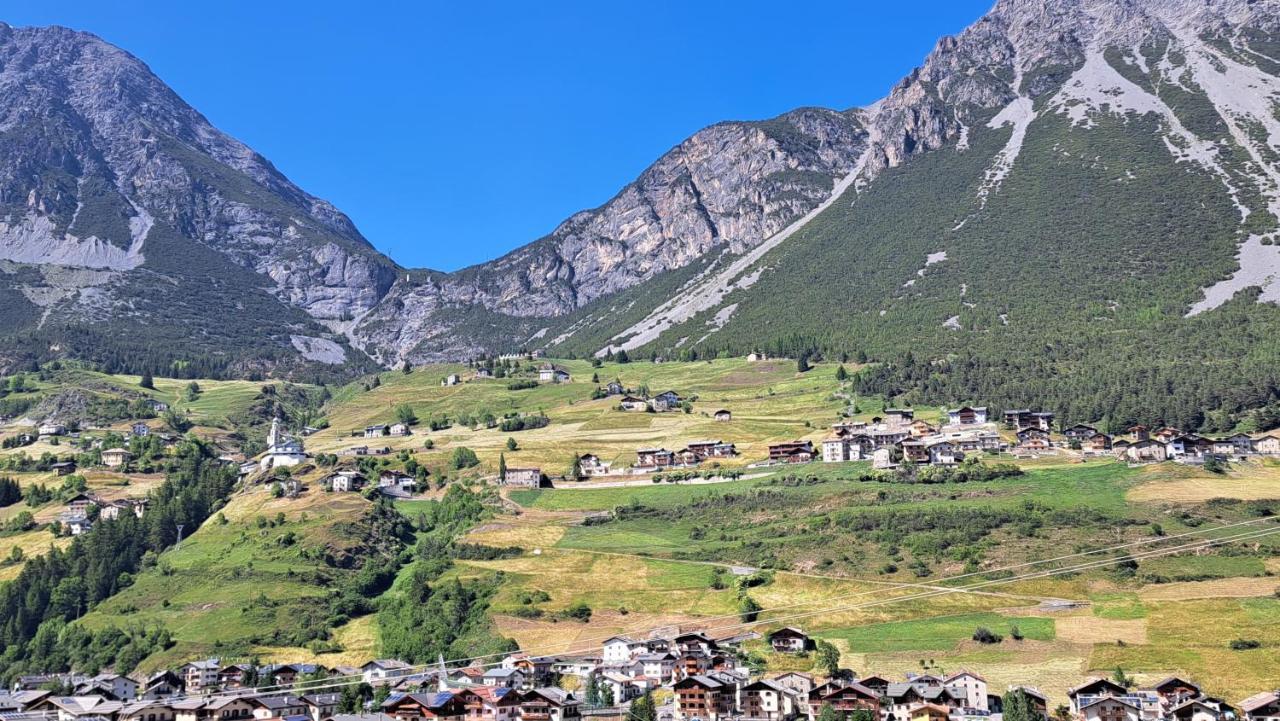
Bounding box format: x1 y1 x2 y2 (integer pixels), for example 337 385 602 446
4 0 1280 413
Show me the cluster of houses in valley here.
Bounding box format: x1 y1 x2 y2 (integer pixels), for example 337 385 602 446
52 491 149 536
760 405 1280 470
6 636 1277 721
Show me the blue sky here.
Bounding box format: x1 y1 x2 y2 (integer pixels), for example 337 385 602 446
6 1 992 271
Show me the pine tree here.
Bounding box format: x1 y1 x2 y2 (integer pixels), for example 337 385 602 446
632 691 656 721
140 371 154 390
835 365 848 381
498 453 507 481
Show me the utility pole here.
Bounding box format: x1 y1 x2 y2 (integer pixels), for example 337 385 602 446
176 523 185 547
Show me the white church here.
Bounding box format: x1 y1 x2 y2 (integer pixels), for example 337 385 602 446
258 417 308 471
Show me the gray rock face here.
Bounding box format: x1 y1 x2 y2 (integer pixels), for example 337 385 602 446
350 107 871 363
5 0 1278 369
0 22 397 324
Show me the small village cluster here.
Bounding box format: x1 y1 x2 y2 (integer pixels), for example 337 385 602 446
4 629 1278 721
775 407 1280 470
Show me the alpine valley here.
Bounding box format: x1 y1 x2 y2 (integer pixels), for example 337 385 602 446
4 0 1280 426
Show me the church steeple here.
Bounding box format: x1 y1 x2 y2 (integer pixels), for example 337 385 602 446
267 417 282 450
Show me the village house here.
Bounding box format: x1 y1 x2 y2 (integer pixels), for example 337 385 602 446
768 441 815 464
650 390 682 412
44 696 125 721
601 636 644 664
823 430 874 462
944 671 989 711
1168 434 1212 461
1084 432 1113 453
636 448 676 468
740 679 798 721
926 440 964 465
807 681 881 721
249 695 308 721
1015 428 1052 451
1154 427 1182 443
714 409 732 422
636 652 678 683
58 513 93 536
500 654 555 687
884 408 915 426
65 492 99 515
910 419 937 437
872 446 897 469
178 659 221 694
1122 439 1169 464
382 691 467 721
482 668 525 689
514 688 580 721
1149 678 1204 712
38 422 66 437
329 470 363 492
501 467 542 488
946 406 988 426
102 447 132 468
901 439 929 464
911 704 952 721
747 352 768 362
146 399 170 413
1254 435 1280 455
1241 692 1280 721
1068 679 1142 718
1004 410 1054 431
140 671 182 699
475 368 494 379
685 440 737 460
1224 433 1255 456
457 686 522 721
1128 425 1151 441
76 673 139 701
389 423 411 437
767 627 812 654
1063 424 1099 443
302 694 340 721
442 374 461 387
538 364 570 383
131 422 150 437
377 473 417 499
100 498 148 521
619 396 650 412
577 454 612 477
51 461 77 476
119 700 174 721
675 675 739 721
364 425 390 438
362 659 413 684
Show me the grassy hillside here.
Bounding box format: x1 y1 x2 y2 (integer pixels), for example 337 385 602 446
545 106 1280 435
312 357 863 477
5 360 1280 700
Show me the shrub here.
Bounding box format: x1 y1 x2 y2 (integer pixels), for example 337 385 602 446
972 627 1003 644
1229 638 1261 650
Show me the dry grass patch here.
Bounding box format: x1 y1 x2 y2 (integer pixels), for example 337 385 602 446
1139 576 1280 601
494 609 705 654
1127 461 1280 503
0 530 72 581
252 615 379 666
1056 615 1148 644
